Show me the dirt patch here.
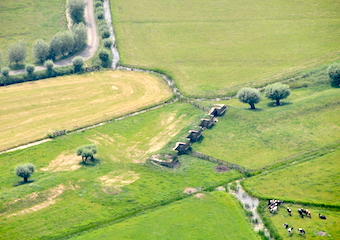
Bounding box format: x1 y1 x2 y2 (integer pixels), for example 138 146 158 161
98 171 140 195
184 187 198 194
316 231 328 236
40 151 81 172
214 165 231 173
6 183 79 218
194 193 205 198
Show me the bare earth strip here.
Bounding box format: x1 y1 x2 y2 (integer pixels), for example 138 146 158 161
0 70 172 151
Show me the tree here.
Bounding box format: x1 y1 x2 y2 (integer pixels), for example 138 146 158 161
1 67 10 77
33 39 49 63
8 40 27 65
72 56 84 72
237 88 262 110
60 31 75 56
68 0 86 24
25 64 35 75
265 83 290 105
15 163 35 182
72 22 87 51
49 33 63 59
76 144 97 162
327 62 340 87
44 60 54 71
103 38 113 48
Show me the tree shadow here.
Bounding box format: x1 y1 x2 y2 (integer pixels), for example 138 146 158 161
245 108 263 111
266 102 293 108
13 180 34 187
79 158 101 167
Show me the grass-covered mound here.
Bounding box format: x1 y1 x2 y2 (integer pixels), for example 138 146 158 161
72 191 261 240
0 103 243 239
192 86 340 169
0 70 173 151
111 0 340 97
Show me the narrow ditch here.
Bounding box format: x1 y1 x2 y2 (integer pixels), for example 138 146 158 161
228 180 273 239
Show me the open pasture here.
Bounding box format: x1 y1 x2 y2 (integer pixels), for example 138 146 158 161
262 203 340 239
111 0 340 97
0 102 243 239
192 86 340 169
243 147 340 207
0 70 172 151
72 191 260 240
0 0 67 66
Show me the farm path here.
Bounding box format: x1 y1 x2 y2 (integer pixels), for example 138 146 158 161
9 0 99 75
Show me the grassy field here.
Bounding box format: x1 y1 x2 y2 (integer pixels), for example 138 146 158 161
243 148 340 207
111 0 340 97
0 0 67 66
0 70 173 151
192 86 340 169
0 102 244 239
72 191 260 240
260 202 340 240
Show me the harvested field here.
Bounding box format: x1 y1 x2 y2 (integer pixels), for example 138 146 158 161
0 70 172 151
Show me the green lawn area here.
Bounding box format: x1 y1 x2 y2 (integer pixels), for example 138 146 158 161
243 148 340 207
0 103 243 239
192 86 340 169
111 0 340 97
0 0 67 66
72 191 260 240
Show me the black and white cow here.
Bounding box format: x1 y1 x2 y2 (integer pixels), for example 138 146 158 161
298 228 306 235
283 223 289 229
286 207 292 216
288 227 294 234
319 213 326 219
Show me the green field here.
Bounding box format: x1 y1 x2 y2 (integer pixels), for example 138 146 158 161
192 86 340 169
72 191 260 240
0 70 172 151
0 0 67 66
0 103 244 239
243 148 340 207
260 202 340 240
111 0 340 97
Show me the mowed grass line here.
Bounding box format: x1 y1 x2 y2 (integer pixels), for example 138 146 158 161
192 86 340 169
243 148 340 207
0 0 67 65
0 103 243 239
0 70 173 151
72 191 260 240
111 0 340 97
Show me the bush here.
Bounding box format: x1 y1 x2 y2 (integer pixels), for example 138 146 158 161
1 67 10 77
94 1 103 7
96 10 105 20
99 49 110 63
44 60 54 71
103 38 113 48
25 64 35 75
72 56 84 72
101 29 110 39
327 62 340 87
15 163 35 182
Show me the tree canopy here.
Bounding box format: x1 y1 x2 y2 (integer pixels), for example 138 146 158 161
327 62 340 87
8 40 27 65
237 88 261 110
33 39 49 63
76 144 97 162
265 83 290 105
68 0 86 24
15 163 35 182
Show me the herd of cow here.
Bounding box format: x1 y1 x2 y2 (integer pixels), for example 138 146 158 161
267 199 327 236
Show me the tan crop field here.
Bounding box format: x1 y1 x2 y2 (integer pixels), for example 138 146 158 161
0 70 172 151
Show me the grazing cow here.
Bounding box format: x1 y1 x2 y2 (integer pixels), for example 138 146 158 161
298 228 306 235
288 227 294 234
270 206 278 213
287 207 292 216
305 209 311 218
319 213 326 219
283 223 289 229
298 208 304 218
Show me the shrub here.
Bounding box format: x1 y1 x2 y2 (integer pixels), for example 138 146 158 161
44 60 54 71
96 10 105 20
327 62 340 87
94 1 103 8
25 64 35 75
72 56 84 72
1 67 10 77
103 38 113 48
101 29 110 39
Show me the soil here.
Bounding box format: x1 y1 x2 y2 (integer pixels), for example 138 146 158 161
40 151 81 172
184 187 198 194
214 165 231 173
